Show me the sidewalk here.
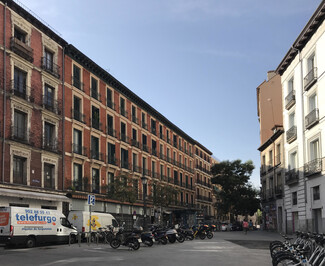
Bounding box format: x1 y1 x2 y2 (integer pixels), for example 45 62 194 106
215 230 284 241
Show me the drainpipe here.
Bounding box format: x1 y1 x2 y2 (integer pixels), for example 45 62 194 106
62 46 65 191
2 3 7 184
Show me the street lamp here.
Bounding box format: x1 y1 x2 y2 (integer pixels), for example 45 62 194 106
141 176 148 230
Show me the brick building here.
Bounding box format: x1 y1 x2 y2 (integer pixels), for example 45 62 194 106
0 0 214 225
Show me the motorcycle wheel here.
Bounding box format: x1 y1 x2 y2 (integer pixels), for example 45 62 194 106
187 235 194 240
110 239 121 249
160 238 168 245
145 239 154 247
168 235 176 243
132 240 140 250
207 232 213 239
177 234 185 243
199 234 206 240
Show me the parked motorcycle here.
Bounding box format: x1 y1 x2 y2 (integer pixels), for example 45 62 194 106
178 226 194 240
133 227 154 247
192 225 207 240
150 225 168 245
109 224 141 250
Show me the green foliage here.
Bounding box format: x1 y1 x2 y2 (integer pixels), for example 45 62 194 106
150 182 179 207
106 174 138 205
211 160 259 218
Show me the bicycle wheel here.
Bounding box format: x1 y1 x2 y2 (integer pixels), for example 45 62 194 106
273 254 299 266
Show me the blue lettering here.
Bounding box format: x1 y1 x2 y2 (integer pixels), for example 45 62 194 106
16 214 20 221
34 214 38 221
46 217 51 223
20 215 25 221
34 210 39 214
52 217 56 222
29 216 34 221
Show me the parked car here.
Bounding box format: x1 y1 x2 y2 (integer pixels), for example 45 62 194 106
231 222 243 231
221 222 231 231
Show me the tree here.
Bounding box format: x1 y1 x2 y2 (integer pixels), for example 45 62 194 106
106 174 138 219
150 182 179 207
211 160 259 220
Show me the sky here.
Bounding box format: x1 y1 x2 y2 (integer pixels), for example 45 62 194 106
18 0 322 187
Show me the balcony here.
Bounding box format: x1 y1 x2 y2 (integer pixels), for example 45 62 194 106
121 160 130 170
152 172 160 179
173 141 178 149
275 185 283 197
91 150 104 161
286 126 297 143
151 127 157 135
72 76 84 91
160 133 164 140
41 57 60 78
152 149 157 157
106 127 117 138
260 165 267 176
10 80 34 102
197 195 212 202
142 121 148 130
107 156 118 166
120 133 129 143
43 95 61 115
304 158 322 177
143 168 151 176
266 188 274 199
72 109 86 123
11 125 29 143
43 137 58 152
106 99 115 110
10 37 33 62
120 107 128 118
167 138 171 144
142 144 150 153
304 67 317 91
90 118 102 131
159 153 166 161
133 165 142 173
174 179 179 185
305 108 319 129
275 154 281 166
131 139 140 148
91 88 101 101
72 143 87 156
132 115 138 124
285 169 299 185
285 90 296 110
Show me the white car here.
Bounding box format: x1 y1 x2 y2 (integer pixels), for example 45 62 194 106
221 222 231 231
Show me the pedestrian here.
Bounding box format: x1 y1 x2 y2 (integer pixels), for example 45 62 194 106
249 219 253 231
243 220 249 234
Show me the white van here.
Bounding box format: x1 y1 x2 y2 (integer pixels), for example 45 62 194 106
67 211 118 236
0 207 77 248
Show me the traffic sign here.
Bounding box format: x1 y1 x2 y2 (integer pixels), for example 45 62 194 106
87 195 95 206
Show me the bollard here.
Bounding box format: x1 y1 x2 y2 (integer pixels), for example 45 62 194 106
78 232 81 247
68 233 71 246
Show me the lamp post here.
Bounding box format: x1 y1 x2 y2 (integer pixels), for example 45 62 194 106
141 176 148 230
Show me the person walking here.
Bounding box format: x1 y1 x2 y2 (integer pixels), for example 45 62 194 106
243 220 249 234
249 219 253 231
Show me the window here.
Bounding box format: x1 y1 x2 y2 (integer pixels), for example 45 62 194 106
13 155 27 185
121 148 129 169
120 98 126 116
309 93 317 112
73 129 82 154
44 163 55 189
107 114 114 136
120 122 126 142
180 173 183 185
269 150 273 167
142 134 147 151
44 84 55 112
107 143 116 165
276 144 281 164
92 168 100 193
14 27 26 43
173 135 177 147
132 106 137 123
292 192 297 205
167 167 170 178
151 119 156 135
313 186 320 201
44 122 56 150
107 172 114 194
307 53 315 73
14 110 27 141
289 151 297 170
152 140 157 155
73 96 82 122
14 67 27 98
43 49 54 72
133 153 137 172
91 77 99 100
166 130 169 142
142 113 147 129
142 157 147 175
152 161 156 176
310 139 319 161
288 77 294 93
91 136 99 160
160 164 164 177
174 170 178 184
73 163 82 190
289 112 295 128
106 88 113 108
73 65 81 90
159 125 163 138
91 106 100 130
132 128 137 140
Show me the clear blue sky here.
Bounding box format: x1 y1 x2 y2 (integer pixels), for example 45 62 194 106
19 0 321 187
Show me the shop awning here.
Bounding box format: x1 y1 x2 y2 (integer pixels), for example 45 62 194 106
0 188 71 203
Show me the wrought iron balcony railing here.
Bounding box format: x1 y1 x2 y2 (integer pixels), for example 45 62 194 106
91 88 101 101
120 107 128 118
304 67 317 91
285 169 299 185
132 115 138 124
91 150 104 161
41 57 60 78
43 95 61 115
285 90 295 110
10 80 34 102
305 108 319 129
11 37 33 62
286 126 297 143
304 158 322 177
106 99 115 110
43 137 58 152
106 127 117 138
107 156 118 166
131 139 140 148
72 143 87 156
90 118 102 131
72 76 84 91
72 109 86 123
142 121 148 130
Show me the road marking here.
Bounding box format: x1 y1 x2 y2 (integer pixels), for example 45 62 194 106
41 256 124 266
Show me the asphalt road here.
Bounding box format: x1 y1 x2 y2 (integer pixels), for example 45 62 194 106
0 231 282 266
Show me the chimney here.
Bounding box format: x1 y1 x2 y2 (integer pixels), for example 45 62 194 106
267 71 276 81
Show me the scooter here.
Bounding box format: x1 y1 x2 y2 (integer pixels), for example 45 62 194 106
133 227 154 247
150 225 168 245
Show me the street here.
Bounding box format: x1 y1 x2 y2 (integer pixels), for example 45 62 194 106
0 231 282 266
